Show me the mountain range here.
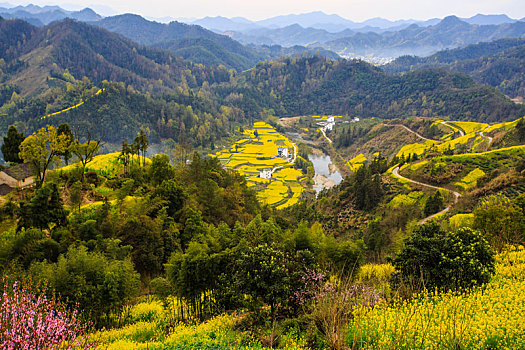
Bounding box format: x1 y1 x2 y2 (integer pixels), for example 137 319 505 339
0 4 101 25
385 38 525 98
1 4 525 62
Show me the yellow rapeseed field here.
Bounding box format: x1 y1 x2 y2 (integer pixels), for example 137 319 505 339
349 246 525 350
212 122 304 209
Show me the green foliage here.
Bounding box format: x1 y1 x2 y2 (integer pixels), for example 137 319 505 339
392 223 495 292
29 245 140 326
17 183 68 231
347 162 385 211
1 125 24 163
516 117 525 143
440 227 495 290
473 195 525 247
19 125 72 186
424 190 444 217
148 154 175 186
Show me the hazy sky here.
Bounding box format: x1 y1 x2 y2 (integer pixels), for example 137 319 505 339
4 0 525 21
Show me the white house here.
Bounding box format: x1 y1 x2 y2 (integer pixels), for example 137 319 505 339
277 147 288 158
260 168 272 179
327 116 335 123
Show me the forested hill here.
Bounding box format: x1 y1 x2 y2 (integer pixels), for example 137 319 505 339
384 38 525 98
1 17 525 143
0 17 231 96
215 56 525 123
91 14 338 71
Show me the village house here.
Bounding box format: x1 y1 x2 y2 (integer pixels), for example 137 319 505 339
0 163 35 195
277 146 288 158
259 168 272 179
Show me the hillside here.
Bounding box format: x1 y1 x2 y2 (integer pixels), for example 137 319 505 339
0 17 230 96
215 56 525 122
92 14 338 71
385 38 525 98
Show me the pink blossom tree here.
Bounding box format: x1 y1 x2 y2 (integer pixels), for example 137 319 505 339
0 280 93 349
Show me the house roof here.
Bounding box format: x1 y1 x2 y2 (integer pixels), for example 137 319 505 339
4 163 33 181
0 184 14 196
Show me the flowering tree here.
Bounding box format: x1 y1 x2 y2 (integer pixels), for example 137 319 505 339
0 280 91 349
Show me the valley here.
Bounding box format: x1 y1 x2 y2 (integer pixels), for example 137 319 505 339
0 3 525 350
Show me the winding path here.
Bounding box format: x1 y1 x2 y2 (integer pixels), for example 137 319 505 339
480 131 493 148
392 166 461 224
441 121 465 137
320 127 333 144
391 124 430 141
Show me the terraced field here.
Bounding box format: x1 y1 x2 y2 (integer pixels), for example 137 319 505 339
398 118 524 159
213 122 303 209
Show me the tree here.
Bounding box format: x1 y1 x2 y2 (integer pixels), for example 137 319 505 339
153 179 186 218
56 124 74 165
441 228 495 290
392 223 495 292
234 245 291 320
424 191 444 217
0 279 90 349
17 183 68 231
71 139 100 183
516 117 525 143
1 125 24 163
19 126 72 186
133 130 149 167
69 182 82 213
29 246 140 326
148 154 175 186
118 139 131 175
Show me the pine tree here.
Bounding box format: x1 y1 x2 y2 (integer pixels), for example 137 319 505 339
1 125 24 163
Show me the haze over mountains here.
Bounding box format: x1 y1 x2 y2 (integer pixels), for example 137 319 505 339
1 3 525 63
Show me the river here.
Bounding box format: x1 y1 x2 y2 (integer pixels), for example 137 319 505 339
308 152 343 194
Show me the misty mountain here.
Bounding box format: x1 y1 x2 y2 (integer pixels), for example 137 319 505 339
231 24 355 47
324 16 525 58
463 14 517 26
385 38 525 98
92 14 339 70
191 16 260 33
0 4 101 25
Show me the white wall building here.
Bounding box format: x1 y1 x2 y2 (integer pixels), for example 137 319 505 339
260 168 272 179
277 147 288 158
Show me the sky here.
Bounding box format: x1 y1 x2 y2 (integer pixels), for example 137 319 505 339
3 0 525 21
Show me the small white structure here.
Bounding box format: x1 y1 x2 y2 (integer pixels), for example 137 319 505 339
277 147 289 158
353 117 360 122
260 168 272 179
327 116 335 123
